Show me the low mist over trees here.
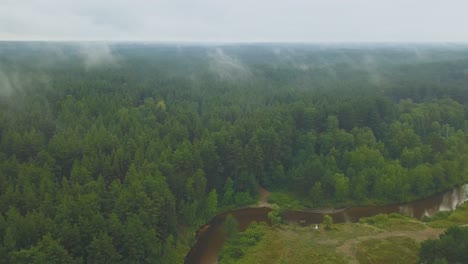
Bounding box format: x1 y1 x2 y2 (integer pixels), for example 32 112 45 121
1 43 468 262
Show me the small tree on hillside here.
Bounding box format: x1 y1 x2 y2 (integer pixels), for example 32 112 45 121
268 204 282 227
323 215 333 230
223 214 239 239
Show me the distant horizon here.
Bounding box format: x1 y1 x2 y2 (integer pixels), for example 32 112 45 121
2 40 468 45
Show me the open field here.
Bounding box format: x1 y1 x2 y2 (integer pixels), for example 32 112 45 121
220 213 457 264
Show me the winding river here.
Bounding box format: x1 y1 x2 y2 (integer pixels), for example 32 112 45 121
185 184 468 264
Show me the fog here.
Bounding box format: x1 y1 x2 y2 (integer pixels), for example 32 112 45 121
2 41 468 99
208 48 251 80
77 42 117 69
0 42 118 98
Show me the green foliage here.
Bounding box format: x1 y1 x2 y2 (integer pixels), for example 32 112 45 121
419 226 468 264
357 237 419 264
161 235 178 264
359 213 425 231
86 233 122 264
268 192 305 208
234 192 255 207
332 173 350 203
323 215 333 230
267 204 282 227
205 189 218 220
421 211 451 223
309 182 323 205
222 178 235 206
223 214 239 239
1 43 468 262
424 203 468 228
360 214 388 225
11 234 74 264
219 222 267 264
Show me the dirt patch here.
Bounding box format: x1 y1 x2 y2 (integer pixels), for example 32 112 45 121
258 187 272 207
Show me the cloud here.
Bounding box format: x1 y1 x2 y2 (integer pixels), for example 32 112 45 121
1 0 468 42
0 42 118 99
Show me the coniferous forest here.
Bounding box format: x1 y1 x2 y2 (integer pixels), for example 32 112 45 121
1 42 468 263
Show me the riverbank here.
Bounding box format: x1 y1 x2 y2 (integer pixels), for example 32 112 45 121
267 183 468 212
185 184 468 264
219 206 468 264
219 203 468 264
256 188 345 214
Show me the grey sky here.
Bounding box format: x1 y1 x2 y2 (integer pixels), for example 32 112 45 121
1 0 467 42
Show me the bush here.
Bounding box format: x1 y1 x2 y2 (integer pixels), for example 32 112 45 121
323 215 333 230
388 213 406 219
223 214 239 239
267 204 282 227
219 222 267 263
268 192 305 208
360 214 389 225
422 211 451 222
234 192 255 207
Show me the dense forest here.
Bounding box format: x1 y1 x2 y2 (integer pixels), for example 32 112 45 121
1 42 468 263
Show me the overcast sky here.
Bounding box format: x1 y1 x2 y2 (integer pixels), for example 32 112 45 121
1 0 468 42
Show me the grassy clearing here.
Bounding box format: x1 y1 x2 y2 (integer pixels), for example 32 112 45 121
220 222 380 264
232 225 353 264
219 212 449 264
359 213 426 231
356 237 419 264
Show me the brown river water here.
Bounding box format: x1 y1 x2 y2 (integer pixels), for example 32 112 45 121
185 184 468 264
